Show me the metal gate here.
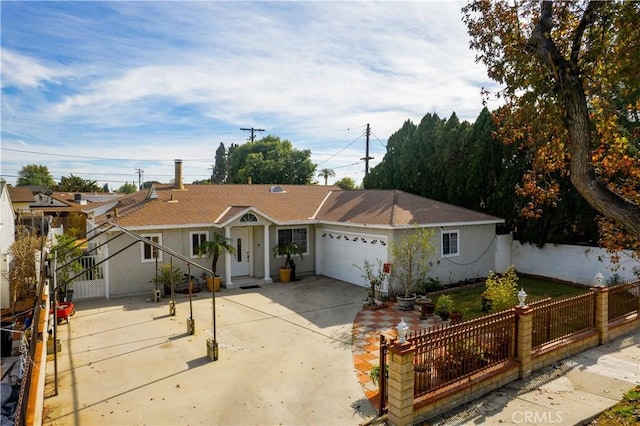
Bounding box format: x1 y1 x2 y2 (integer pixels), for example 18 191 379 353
73 255 105 299
379 334 389 415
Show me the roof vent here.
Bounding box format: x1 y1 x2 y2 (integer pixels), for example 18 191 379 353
270 185 286 193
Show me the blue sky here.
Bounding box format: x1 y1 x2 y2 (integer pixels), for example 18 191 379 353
1 1 498 190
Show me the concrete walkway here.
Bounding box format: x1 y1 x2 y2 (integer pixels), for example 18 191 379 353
44 276 377 425
426 328 640 425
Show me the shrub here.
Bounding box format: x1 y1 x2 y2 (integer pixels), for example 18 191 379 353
418 276 442 294
483 265 519 312
435 294 454 320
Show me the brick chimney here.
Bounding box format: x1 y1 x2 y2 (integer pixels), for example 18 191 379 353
174 159 184 190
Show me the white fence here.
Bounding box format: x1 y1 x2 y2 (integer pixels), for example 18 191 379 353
511 238 639 285
73 255 106 299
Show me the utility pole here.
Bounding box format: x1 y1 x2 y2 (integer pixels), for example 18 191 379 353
209 165 215 183
240 127 265 142
135 168 144 189
360 123 374 176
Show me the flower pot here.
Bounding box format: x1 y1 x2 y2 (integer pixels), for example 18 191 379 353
206 276 221 292
279 268 292 283
450 312 463 324
396 294 417 311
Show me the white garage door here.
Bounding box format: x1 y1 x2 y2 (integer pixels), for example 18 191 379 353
318 229 388 287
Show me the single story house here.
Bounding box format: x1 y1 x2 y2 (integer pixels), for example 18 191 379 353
84 161 504 298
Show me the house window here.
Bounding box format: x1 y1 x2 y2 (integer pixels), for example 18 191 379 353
442 230 459 258
276 227 308 254
141 233 162 262
190 231 208 257
240 213 258 223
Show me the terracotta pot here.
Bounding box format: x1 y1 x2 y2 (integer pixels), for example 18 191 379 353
279 268 292 283
450 312 463 324
206 276 221 292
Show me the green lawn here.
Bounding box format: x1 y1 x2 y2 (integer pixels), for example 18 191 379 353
433 276 587 320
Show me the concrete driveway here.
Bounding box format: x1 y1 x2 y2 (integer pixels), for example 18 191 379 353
44 276 377 425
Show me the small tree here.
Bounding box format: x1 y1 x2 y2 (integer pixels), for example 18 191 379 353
198 233 236 278
7 226 47 313
335 177 356 190
150 263 182 295
389 227 436 298
355 258 386 304
483 266 519 312
51 233 83 298
117 182 138 194
272 241 303 269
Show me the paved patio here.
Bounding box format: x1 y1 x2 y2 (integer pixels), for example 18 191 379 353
351 301 443 410
43 276 379 425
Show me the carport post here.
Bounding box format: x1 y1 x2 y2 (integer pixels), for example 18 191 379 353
169 257 176 316
207 270 218 361
186 263 195 335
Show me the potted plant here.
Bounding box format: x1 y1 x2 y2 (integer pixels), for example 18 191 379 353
435 294 454 321
198 232 236 292
370 364 389 388
150 263 182 296
272 241 304 283
389 227 436 311
51 233 83 302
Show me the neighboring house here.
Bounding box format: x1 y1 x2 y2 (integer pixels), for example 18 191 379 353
1 182 16 309
87 161 504 298
8 187 124 236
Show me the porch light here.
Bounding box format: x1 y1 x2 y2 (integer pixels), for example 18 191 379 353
517 287 527 307
595 271 604 286
397 318 409 344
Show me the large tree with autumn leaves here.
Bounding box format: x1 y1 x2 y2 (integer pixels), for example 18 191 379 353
463 1 640 262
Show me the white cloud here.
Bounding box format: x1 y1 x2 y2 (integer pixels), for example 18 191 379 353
1 1 498 188
0 49 71 88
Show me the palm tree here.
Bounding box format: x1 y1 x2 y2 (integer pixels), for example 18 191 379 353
198 232 236 278
317 168 336 186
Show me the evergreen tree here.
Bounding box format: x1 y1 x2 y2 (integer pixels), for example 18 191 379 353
213 142 227 184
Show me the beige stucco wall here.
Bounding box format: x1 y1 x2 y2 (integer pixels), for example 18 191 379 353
430 224 497 284
102 221 498 297
104 227 213 297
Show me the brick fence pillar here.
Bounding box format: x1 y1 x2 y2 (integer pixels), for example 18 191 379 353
515 305 533 379
387 340 415 426
591 285 609 345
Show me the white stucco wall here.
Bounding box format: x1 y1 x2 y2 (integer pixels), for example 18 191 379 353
511 241 638 285
1 184 16 309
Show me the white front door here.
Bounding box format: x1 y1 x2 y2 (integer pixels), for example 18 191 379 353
230 227 251 277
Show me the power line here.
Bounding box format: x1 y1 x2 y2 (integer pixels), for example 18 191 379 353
0 147 212 162
315 130 366 167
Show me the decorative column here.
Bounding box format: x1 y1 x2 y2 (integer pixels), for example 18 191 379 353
263 224 272 283
387 340 415 426
591 285 609 345
515 305 533 379
224 226 232 287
